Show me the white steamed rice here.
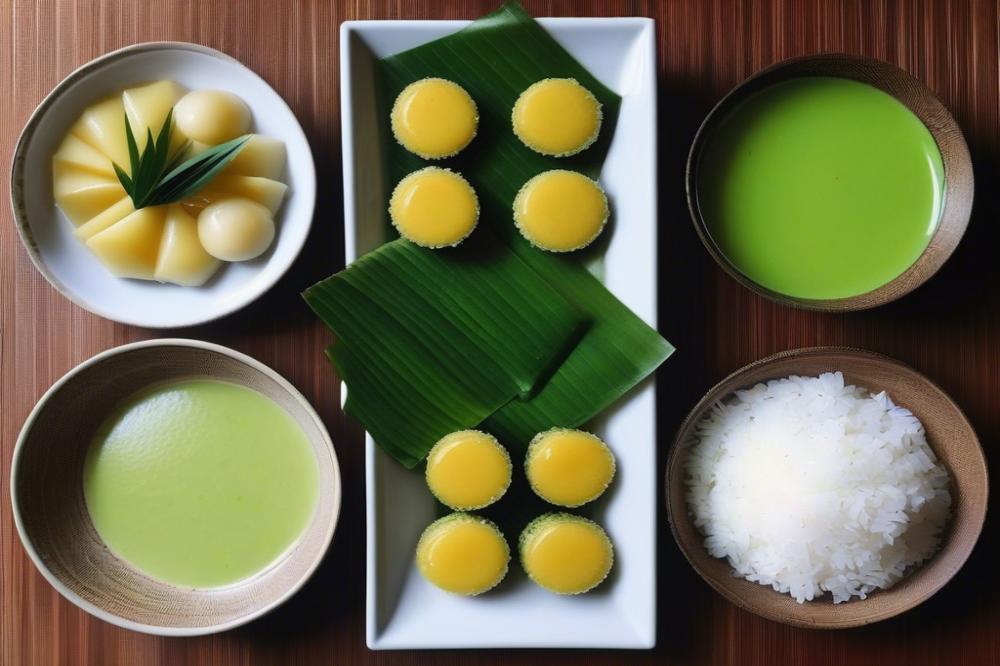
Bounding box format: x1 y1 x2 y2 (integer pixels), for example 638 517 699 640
685 371 951 604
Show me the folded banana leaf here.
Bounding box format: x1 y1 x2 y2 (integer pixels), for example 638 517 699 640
482 244 673 449
306 2 673 467
378 1 674 451
304 237 585 467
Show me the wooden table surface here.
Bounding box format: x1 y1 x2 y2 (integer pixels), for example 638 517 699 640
2 1 998 664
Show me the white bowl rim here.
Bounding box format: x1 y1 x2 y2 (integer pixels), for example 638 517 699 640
9 338 342 636
9 41 317 328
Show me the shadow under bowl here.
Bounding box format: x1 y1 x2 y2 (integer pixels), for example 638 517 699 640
10 339 341 636
665 347 988 628
685 54 974 312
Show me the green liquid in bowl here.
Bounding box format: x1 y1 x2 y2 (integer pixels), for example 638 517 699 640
697 76 945 300
83 379 320 588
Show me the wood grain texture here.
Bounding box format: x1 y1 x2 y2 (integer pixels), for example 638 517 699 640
1 1 997 664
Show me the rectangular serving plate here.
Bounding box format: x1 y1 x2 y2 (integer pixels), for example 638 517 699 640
341 16 658 650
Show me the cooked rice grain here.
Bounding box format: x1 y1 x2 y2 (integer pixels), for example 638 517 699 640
685 372 951 603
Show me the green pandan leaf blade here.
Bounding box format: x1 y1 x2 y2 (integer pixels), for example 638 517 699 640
112 162 133 194
115 105 248 209
148 135 249 205
124 112 140 177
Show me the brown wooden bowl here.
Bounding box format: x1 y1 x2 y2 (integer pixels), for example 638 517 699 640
685 54 974 311
666 347 987 629
10 339 342 635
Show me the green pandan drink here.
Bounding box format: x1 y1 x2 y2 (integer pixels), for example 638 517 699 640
698 76 944 300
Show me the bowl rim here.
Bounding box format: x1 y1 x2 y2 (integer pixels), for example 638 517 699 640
9 338 342 636
8 41 317 328
665 346 989 628
684 53 975 312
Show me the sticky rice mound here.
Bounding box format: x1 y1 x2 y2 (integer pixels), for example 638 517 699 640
685 371 952 604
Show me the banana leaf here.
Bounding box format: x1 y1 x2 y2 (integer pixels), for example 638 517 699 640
378 1 674 451
304 237 585 467
305 2 673 467
482 246 673 448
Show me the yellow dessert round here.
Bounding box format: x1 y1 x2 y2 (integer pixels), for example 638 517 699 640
426 430 512 510
513 170 608 252
519 513 614 595
512 78 602 157
390 167 479 248
391 78 478 159
525 428 616 507
416 513 510 595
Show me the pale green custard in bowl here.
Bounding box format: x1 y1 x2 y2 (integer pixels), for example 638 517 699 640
83 378 320 588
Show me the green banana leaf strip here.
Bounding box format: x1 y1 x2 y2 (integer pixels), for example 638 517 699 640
378 1 674 450
325 341 482 468
329 235 585 396
304 238 586 467
482 247 674 448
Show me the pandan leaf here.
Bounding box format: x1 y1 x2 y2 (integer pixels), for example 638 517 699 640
124 113 140 176
154 109 173 159
133 127 160 204
113 108 249 209
112 162 133 194
147 135 250 205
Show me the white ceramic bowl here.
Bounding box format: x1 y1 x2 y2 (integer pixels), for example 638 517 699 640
10 42 316 328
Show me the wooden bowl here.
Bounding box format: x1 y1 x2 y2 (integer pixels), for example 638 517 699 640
685 54 974 311
10 339 341 636
666 347 987 629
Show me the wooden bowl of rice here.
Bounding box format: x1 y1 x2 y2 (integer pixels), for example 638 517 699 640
666 347 988 628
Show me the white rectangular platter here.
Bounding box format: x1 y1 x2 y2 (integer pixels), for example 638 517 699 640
340 16 659 650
